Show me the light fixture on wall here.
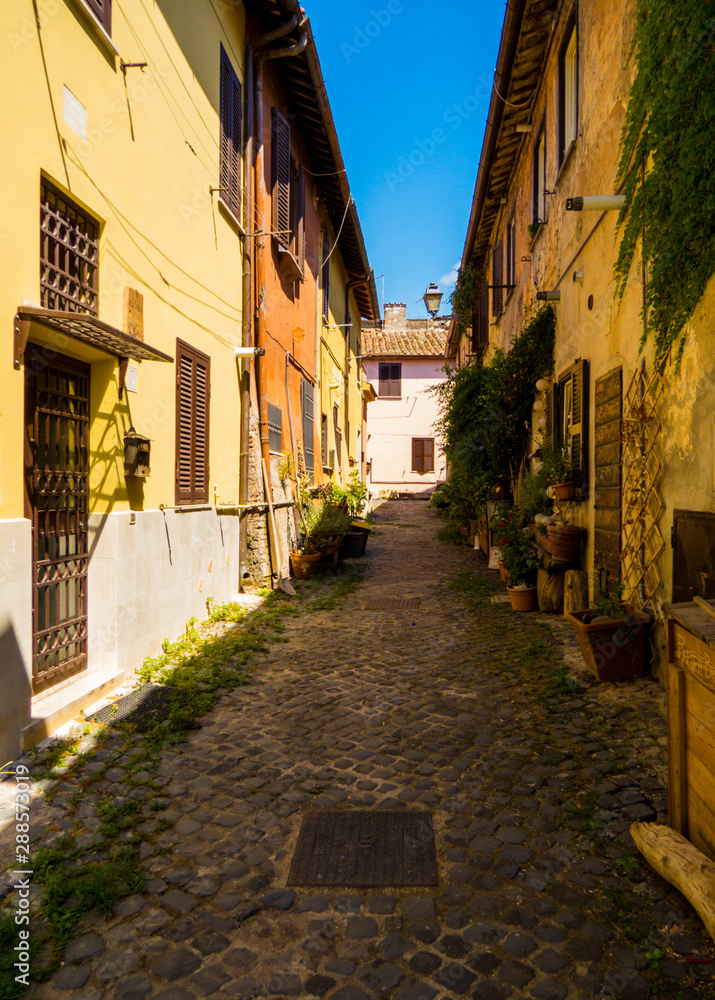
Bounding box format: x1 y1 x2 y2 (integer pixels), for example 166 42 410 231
422 282 443 317
533 399 545 413
535 378 550 392
536 290 561 301
565 195 626 212
573 269 584 284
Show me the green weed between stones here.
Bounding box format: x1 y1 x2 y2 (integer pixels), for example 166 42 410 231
1 566 365 993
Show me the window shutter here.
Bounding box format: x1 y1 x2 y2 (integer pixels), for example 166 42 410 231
424 438 435 473
301 378 314 480
412 438 422 474
176 341 210 505
84 0 112 33
472 285 489 353
570 359 589 494
492 243 504 316
267 402 282 454
322 231 330 318
295 164 305 274
272 109 291 250
544 383 555 444
220 50 242 221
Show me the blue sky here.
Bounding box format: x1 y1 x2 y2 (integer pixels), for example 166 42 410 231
304 0 505 319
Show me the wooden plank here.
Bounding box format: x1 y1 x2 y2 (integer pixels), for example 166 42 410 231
687 788 715 863
596 465 620 488
595 421 621 446
673 623 715 694
595 441 620 466
594 486 621 509
595 367 622 405
595 508 620 532
667 655 687 833
594 396 622 426
594 529 620 554
685 717 715 788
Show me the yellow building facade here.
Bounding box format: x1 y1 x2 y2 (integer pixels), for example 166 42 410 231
0 0 248 757
449 0 715 679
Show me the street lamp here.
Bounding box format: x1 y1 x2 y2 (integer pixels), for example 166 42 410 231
422 282 443 318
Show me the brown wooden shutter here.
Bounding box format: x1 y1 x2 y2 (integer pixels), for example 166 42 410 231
424 438 434 473
570 359 589 495
544 383 555 444
295 164 305 273
492 243 504 316
272 109 291 249
84 0 112 33
412 438 423 474
176 341 211 505
301 378 314 481
472 285 490 354
220 49 242 221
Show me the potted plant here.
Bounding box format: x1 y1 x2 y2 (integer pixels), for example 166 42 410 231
291 478 323 578
501 531 538 611
539 441 575 500
564 590 653 681
489 503 517 581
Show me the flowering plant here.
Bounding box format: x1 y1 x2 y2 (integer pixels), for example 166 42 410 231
500 532 538 587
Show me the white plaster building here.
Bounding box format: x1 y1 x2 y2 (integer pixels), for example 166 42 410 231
363 304 452 496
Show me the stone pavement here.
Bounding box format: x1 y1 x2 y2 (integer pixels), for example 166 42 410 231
2 500 715 999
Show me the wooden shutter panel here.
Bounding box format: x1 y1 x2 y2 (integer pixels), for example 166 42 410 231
475 285 489 352
412 438 422 474
379 364 389 397
85 0 112 33
220 50 242 220
492 243 504 316
544 383 555 444
176 341 210 505
272 109 291 249
391 364 401 396
424 438 435 473
570 359 589 494
296 164 305 273
301 379 314 480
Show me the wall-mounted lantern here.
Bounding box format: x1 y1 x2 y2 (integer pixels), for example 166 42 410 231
536 290 561 301
422 282 443 317
565 195 626 212
124 428 151 478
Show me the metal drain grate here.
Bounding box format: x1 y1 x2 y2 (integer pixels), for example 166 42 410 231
363 598 421 611
89 684 189 732
288 811 437 887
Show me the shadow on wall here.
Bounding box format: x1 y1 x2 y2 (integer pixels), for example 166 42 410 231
0 620 31 765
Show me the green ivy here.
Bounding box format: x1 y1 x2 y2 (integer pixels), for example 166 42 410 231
449 259 484 326
433 306 555 514
615 0 715 371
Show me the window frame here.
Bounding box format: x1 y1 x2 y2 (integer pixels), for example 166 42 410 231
378 362 402 398
82 0 112 35
219 46 243 224
175 339 211 506
412 438 435 475
544 357 589 498
558 9 579 167
533 118 547 225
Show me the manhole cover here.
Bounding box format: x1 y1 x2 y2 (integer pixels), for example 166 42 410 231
89 684 189 732
363 598 421 610
288 811 437 887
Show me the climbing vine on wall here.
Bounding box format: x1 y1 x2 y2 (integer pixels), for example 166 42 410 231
433 306 555 510
449 260 484 327
615 0 715 371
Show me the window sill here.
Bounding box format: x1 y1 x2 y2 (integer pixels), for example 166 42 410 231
69 0 119 57
276 244 304 282
377 395 402 400
556 140 577 186
218 198 245 236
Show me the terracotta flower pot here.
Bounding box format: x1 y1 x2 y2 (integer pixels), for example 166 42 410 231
552 481 576 500
507 585 537 612
564 605 652 681
290 551 321 579
546 524 586 561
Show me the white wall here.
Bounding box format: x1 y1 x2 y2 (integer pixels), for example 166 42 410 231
364 357 448 492
0 519 32 763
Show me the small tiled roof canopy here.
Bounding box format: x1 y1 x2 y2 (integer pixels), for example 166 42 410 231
362 329 448 357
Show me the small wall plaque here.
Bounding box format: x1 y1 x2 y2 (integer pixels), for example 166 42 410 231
63 86 87 141
123 287 144 341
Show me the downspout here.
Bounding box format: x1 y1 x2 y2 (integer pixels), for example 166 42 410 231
239 13 300 585
254 27 308 497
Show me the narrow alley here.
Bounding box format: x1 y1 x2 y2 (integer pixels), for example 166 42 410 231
2 501 714 1000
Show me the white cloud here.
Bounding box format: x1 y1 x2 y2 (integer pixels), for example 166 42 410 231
439 261 460 287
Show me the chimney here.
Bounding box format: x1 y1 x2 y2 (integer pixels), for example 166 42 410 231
383 303 406 330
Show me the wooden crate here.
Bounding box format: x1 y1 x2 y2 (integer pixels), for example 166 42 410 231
667 601 715 862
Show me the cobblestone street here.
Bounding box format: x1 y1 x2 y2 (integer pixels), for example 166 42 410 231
3 500 715 1000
